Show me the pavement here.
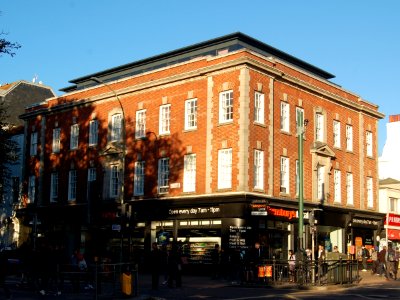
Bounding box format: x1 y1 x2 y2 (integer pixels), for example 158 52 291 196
3 269 399 300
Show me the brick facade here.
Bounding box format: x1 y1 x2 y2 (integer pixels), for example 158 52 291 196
19 33 385 262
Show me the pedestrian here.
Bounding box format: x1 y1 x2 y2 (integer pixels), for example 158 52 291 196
370 248 379 275
160 244 169 285
0 248 12 300
361 245 369 271
394 247 400 280
150 242 161 290
378 245 389 280
70 248 86 292
167 242 182 288
211 244 221 279
247 242 263 282
387 244 396 279
317 245 327 280
288 250 296 282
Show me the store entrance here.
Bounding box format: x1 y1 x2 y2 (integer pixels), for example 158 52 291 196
256 229 289 260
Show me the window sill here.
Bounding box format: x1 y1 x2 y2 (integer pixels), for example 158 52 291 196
183 128 197 133
253 122 266 128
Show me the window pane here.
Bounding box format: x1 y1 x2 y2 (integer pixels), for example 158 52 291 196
158 158 170 193
254 150 264 189
218 149 232 189
184 154 196 192
135 110 146 138
185 99 197 130
159 105 171 134
134 161 145 196
219 91 233 123
89 120 98 146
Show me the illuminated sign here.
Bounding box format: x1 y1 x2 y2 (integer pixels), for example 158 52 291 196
267 206 297 220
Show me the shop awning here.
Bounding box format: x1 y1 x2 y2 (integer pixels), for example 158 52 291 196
387 229 400 240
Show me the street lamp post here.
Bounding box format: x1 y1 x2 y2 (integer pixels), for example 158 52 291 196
297 111 308 251
90 77 126 264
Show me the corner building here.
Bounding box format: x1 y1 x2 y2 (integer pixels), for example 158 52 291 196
19 33 384 267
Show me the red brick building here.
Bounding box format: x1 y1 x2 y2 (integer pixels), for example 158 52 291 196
19 33 384 264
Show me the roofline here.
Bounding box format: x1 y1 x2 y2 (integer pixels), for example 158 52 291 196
61 32 334 91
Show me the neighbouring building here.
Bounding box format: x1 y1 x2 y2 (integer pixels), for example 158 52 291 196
18 33 385 267
0 80 56 248
378 115 400 249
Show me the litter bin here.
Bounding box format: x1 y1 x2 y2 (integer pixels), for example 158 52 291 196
121 271 132 296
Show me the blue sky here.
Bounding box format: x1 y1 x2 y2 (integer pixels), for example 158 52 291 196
1 0 399 155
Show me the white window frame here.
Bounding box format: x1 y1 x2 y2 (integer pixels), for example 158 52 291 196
346 125 353 152
183 154 196 192
135 110 146 139
88 168 96 182
184 99 197 130
389 197 398 213
68 170 77 201
254 92 264 124
158 158 170 194
280 101 290 132
28 175 35 203
159 104 171 135
218 148 232 189
50 172 58 203
316 113 324 142
111 113 122 142
280 156 289 194
254 150 264 190
30 132 38 156
334 169 341 203
317 165 325 200
110 164 120 198
333 120 341 148
219 90 233 124
70 124 79 150
52 128 61 153
295 107 304 133
134 161 145 196
366 131 373 157
346 172 354 205
367 177 373 208
89 119 98 146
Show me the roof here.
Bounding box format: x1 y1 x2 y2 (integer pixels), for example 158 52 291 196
0 80 56 126
380 178 400 185
60 32 335 92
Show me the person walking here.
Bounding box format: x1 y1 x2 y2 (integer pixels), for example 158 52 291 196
167 242 182 288
387 244 396 279
150 242 161 290
361 245 369 271
378 245 389 280
317 245 327 280
288 250 296 282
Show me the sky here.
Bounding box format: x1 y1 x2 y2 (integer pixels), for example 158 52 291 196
1 0 399 155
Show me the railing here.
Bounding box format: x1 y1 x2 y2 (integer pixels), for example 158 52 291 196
241 258 360 286
57 262 138 298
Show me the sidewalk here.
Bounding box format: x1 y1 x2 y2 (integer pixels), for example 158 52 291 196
5 270 398 300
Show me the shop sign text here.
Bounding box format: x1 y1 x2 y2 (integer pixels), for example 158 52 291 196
168 206 220 216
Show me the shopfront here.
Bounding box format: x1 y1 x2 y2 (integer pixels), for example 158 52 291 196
384 213 400 248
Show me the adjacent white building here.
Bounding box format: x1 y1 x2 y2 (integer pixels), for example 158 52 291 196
378 115 400 246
